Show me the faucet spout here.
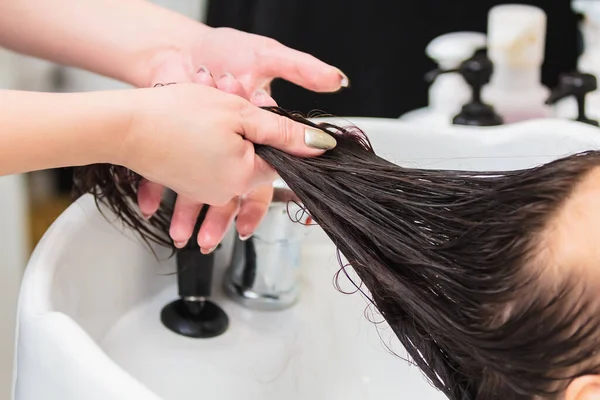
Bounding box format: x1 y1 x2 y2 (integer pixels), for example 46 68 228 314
224 183 307 311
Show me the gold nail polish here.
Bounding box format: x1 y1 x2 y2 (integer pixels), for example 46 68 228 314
304 128 337 150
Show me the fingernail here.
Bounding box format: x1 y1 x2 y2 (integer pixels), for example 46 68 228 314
197 65 210 75
239 233 252 241
174 240 187 248
338 70 350 88
220 72 235 80
253 88 268 98
305 128 337 150
142 213 152 220
200 246 216 255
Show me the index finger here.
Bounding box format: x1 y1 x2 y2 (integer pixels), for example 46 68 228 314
260 41 349 93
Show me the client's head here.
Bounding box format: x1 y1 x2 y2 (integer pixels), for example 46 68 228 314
73 107 600 400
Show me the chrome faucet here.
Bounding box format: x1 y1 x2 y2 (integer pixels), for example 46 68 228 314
223 181 307 311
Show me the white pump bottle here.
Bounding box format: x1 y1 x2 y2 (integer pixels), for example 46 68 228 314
482 4 553 123
553 0 600 122
399 32 486 126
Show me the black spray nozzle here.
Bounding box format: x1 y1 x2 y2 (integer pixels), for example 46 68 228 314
430 47 503 127
546 72 597 104
424 67 458 83
547 71 599 127
425 47 489 86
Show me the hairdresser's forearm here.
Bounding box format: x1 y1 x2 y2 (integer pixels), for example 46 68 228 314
0 90 128 176
0 0 208 87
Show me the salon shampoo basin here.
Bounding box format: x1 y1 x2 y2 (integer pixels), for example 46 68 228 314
13 117 600 400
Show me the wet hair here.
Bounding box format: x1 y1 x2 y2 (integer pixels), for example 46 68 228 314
73 107 600 400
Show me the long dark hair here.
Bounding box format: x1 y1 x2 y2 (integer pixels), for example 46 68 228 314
73 107 600 400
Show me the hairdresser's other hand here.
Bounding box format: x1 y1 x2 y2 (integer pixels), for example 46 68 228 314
146 27 348 95
125 83 332 247
139 71 279 251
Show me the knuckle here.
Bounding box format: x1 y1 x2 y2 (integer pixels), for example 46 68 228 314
232 166 254 196
237 98 255 125
278 116 296 147
236 95 252 114
238 171 254 195
257 37 281 55
216 198 231 207
212 194 232 207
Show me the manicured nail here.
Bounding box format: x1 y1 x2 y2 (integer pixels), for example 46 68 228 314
305 128 337 150
200 246 216 255
174 240 187 248
197 65 210 75
239 233 252 241
142 213 152 220
220 72 235 80
253 88 268 98
338 70 350 88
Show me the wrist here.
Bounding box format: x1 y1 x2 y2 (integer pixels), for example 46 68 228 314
56 90 134 167
87 90 138 167
0 90 132 176
128 17 212 88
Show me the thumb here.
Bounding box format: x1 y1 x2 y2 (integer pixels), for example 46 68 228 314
239 104 337 157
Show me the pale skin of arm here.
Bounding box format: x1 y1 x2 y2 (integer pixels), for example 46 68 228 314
0 0 346 91
0 0 206 88
0 90 126 176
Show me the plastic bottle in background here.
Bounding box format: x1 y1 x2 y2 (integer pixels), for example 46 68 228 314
483 4 553 123
575 0 600 77
553 0 600 123
399 32 486 126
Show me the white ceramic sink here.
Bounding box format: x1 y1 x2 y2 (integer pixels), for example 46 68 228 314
13 117 600 400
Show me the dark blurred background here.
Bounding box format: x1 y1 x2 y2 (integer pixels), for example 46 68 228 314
206 0 580 118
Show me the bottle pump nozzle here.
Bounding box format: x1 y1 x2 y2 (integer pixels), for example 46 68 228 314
546 72 599 127
428 48 503 126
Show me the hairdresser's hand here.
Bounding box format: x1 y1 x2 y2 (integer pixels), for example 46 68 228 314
190 73 279 252
126 83 333 251
147 27 349 95
138 71 280 251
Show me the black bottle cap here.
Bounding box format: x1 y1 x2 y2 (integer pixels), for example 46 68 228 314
453 49 503 127
426 48 503 127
